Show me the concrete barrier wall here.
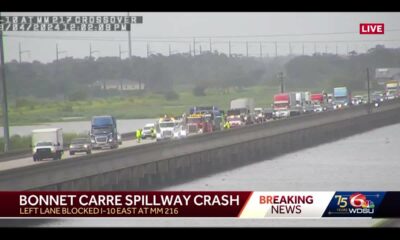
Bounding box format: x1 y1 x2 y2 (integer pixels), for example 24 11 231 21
1 99 400 190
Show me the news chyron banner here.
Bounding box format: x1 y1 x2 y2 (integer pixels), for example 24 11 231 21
0 191 399 218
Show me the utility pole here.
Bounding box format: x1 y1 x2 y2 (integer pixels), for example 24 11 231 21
229 41 231 57
89 43 99 59
189 44 191 56
275 41 278 57
146 43 150 57
259 42 262 58
118 44 127 59
18 43 30 63
193 38 196 56
246 41 249 57
169 44 171 56
127 12 132 59
336 43 338 55
56 44 67 61
367 68 371 113
314 42 317 55
278 72 284 93
0 13 10 152
209 38 212 52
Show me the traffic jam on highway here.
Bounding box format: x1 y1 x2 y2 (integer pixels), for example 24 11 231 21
30 82 399 162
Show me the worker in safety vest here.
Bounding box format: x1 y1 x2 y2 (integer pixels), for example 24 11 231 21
136 129 142 143
224 121 230 129
151 127 156 139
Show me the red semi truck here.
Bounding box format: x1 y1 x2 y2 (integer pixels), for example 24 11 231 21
310 93 324 104
273 93 298 119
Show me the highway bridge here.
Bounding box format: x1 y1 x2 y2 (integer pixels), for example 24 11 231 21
1 99 400 191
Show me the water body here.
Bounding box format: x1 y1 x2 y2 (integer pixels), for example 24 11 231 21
11 123 400 227
0 119 157 137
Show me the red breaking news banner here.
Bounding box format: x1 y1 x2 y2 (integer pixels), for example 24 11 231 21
0 191 251 217
1 191 399 218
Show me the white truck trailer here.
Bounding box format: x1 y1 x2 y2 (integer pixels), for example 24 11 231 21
229 98 255 124
32 128 64 161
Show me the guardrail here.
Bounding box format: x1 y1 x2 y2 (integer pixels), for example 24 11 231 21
1 98 399 190
0 131 137 163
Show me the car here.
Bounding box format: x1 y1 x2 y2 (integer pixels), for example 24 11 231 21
386 90 397 100
263 108 274 120
302 104 315 114
372 92 385 103
142 123 155 139
69 138 92 155
313 104 324 112
254 107 264 123
117 133 122 145
352 95 363 105
324 102 334 111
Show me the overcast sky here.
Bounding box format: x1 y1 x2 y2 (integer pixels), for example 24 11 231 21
2 12 400 63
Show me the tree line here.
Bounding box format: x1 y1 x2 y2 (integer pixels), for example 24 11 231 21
4 45 399 101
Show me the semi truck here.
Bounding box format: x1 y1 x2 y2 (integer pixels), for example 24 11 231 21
333 87 351 109
228 98 255 125
385 80 400 99
90 116 119 149
32 128 63 161
310 93 325 104
156 116 186 141
189 106 223 131
272 93 298 118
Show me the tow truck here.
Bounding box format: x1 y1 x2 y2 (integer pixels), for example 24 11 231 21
186 113 213 135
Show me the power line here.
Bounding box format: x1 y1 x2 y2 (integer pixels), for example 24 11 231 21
3 27 400 41
4 34 400 45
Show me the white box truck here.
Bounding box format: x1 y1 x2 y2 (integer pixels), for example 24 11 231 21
32 128 64 161
229 98 255 125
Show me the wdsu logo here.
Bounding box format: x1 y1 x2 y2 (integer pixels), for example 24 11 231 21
323 192 384 217
347 193 375 214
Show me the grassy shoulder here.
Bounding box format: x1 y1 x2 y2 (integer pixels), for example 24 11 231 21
4 86 280 126
3 85 364 126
